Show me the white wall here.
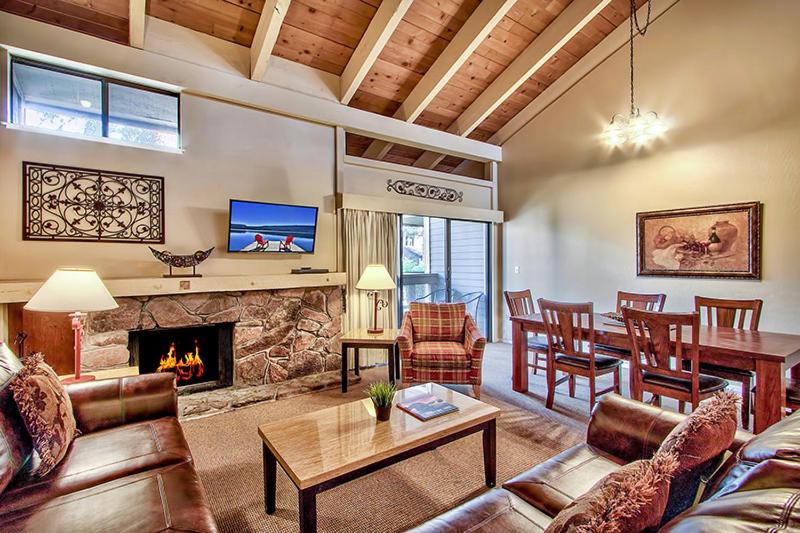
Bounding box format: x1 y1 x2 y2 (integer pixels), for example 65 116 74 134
0 93 337 280
500 0 800 335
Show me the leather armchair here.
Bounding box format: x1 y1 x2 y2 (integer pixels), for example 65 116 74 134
398 302 486 398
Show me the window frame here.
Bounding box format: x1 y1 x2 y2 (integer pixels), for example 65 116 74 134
9 56 181 150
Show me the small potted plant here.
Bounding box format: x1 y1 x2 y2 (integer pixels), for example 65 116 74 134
367 381 396 422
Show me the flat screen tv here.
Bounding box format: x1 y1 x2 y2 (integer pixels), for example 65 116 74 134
227 199 318 254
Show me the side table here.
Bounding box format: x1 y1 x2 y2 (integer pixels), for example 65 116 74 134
340 328 400 393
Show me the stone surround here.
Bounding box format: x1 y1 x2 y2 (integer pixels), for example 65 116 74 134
84 286 343 387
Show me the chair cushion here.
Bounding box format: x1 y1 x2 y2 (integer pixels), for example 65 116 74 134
0 417 192 516
544 452 678 533
0 342 33 494
642 371 728 394
9 353 78 477
0 461 218 533
410 302 466 342
528 338 549 352
698 362 754 378
555 354 622 371
412 342 470 369
503 444 623 518
408 489 553 533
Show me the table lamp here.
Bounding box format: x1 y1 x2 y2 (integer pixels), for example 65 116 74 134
356 264 396 334
24 268 118 383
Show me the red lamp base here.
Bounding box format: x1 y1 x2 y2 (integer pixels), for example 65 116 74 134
61 375 96 384
367 327 384 335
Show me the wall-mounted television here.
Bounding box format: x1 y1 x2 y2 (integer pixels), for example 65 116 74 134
227 199 318 254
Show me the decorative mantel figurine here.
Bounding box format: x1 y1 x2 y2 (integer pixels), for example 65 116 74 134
149 247 214 278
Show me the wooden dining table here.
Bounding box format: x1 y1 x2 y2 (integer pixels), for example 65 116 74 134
511 313 800 433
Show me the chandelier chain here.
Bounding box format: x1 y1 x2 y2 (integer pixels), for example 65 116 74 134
629 0 653 115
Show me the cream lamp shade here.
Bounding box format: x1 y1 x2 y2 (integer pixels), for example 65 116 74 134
24 268 118 313
356 264 396 291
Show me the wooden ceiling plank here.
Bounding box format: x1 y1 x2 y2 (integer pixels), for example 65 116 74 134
250 0 292 80
128 0 145 47
339 0 413 104
2 0 129 43
362 0 514 165
447 0 612 137
395 0 516 123
272 22 354 74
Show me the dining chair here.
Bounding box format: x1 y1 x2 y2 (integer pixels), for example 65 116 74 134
538 299 622 411
596 291 667 358
622 308 728 412
693 296 763 429
504 290 548 375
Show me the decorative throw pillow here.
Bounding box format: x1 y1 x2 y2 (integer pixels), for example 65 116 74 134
9 353 78 477
658 391 739 475
545 452 678 533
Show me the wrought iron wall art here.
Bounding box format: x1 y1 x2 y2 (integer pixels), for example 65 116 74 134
23 162 165 243
386 179 463 203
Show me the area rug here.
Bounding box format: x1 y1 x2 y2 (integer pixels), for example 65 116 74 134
181 344 586 532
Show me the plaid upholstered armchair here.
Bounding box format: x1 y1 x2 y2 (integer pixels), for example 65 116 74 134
397 302 487 398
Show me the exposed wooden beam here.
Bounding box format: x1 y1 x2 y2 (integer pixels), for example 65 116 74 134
361 0 514 163
491 0 680 145
128 0 146 48
410 0 609 169
448 0 611 136
397 0 516 122
250 0 291 81
339 0 413 105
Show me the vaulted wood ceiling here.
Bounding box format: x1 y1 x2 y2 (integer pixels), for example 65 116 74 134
1 0 644 177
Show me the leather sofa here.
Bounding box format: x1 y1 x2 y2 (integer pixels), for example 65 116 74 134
0 343 218 532
411 393 800 532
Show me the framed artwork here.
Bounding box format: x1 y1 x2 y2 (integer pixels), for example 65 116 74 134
23 161 165 244
636 202 761 279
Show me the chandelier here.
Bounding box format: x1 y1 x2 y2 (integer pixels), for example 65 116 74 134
602 0 667 147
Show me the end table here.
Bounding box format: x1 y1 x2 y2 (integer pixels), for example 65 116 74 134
339 328 400 393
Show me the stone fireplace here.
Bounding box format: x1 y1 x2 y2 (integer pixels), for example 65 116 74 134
82 286 343 388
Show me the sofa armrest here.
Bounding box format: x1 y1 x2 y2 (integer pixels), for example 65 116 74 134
66 373 178 434
464 315 486 355
397 312 414 356
587 393 687 463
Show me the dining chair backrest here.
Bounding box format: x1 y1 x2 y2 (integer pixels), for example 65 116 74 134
616 291 667 313
505 290 536 316
537 299 595 361
622 307 700 386
695 296 763 331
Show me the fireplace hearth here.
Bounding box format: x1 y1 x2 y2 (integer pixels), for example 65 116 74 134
129 323 233 393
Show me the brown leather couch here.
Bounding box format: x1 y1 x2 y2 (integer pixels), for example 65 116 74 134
0 342 218 532
410 393 800 532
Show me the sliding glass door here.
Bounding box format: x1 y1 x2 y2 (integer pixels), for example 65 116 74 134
399 215 491 336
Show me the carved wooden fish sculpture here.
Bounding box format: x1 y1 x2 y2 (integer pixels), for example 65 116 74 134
149 247 214 277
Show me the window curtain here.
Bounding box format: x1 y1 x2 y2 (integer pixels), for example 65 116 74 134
341 209 398 367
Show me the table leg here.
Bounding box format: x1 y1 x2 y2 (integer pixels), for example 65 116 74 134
354 347 360 376
341 343 349 393
512 320 528 392
299 487 317 533
394 343 401 382
482 419 496 487
754 359 786 433
388 345 395 384
263 442 276 514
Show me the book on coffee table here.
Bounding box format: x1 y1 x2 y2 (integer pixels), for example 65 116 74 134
398 393 459 421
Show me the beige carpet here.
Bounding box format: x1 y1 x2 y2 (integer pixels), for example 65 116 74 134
182 343 590 532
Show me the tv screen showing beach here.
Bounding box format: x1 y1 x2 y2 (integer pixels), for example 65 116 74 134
227 200 318 253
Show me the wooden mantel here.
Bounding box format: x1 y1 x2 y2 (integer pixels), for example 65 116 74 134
0 272 347 304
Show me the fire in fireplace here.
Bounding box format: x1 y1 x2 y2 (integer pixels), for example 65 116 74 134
129 323 233 393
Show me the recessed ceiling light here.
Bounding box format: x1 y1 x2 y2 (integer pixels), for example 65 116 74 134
80 100 92 108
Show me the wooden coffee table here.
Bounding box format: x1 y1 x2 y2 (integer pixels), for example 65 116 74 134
258 383 500 533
